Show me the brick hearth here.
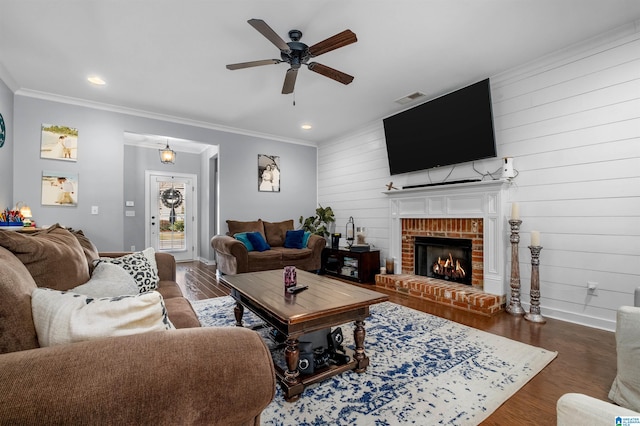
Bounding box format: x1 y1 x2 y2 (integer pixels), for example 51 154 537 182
384 217 505 315
375 274 506 316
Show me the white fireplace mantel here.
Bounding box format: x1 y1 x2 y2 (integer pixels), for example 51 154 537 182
384 179 511 295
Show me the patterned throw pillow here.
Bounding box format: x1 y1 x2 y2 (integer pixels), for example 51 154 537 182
94 248 159 293
31 288 175 347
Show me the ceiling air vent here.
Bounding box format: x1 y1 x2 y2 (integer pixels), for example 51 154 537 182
395 91 426 105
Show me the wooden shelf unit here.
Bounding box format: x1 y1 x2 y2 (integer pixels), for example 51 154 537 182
321 247 380 284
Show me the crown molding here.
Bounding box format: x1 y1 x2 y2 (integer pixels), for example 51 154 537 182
13 88 317 148
0 62 18 92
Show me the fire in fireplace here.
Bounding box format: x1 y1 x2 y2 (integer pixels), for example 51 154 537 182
414 236 472 285
433 253 467 280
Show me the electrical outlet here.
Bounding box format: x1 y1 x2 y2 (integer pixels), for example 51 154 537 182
91 206 99 215
130 245 135 251
587 281 599 296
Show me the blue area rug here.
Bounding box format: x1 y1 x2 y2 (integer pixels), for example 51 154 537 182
192 297 557 425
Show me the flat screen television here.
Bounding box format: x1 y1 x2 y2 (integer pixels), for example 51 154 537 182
383 78 497 176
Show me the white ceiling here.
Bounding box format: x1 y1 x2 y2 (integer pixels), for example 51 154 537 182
2 1 640 146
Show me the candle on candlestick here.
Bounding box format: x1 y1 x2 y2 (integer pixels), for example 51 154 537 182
511 203 520 220
531 230 540 246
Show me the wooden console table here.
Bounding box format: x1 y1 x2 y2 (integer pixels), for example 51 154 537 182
0 226 40 233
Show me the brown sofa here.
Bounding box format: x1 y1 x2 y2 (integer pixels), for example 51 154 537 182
211 219 326 275
0 225 276 425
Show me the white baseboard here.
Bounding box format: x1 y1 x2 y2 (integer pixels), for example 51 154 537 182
521 303 616 332
198 256 216 266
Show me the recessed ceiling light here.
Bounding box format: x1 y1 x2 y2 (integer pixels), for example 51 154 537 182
87 76 106 85
301 124 312 130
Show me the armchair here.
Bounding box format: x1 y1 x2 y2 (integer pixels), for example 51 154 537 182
557 305 640 424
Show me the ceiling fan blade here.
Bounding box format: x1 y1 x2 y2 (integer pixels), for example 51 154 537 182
282 68 298 94
308 29 357 57
307 62 354 85
226 59 280 70
248 18 291 53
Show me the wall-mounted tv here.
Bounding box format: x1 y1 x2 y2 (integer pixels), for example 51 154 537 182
383 78 497 176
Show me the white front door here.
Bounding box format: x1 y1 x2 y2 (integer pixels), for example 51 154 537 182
146 172 197 262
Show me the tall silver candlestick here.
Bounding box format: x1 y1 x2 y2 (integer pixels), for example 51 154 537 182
506 219 525 315
524 245 545 323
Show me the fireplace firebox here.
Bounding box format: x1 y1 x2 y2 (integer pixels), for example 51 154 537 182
414 236 472 285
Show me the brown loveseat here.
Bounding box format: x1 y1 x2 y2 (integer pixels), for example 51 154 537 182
211 219 326 275
0 225 276 425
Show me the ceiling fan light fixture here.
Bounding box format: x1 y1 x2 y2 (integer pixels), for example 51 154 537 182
301 124 312 130
159 141 176 164
227 19 357 95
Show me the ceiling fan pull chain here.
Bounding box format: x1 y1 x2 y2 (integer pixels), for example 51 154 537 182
293 91 296 106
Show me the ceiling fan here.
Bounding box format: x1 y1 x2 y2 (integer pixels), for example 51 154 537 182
226 19 357 94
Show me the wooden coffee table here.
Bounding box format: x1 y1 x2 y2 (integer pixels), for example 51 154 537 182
219 269 389 401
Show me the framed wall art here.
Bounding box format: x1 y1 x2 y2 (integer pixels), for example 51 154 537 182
0 112 5 148
41 171 78 206
40 124 78 161
258 154 280 192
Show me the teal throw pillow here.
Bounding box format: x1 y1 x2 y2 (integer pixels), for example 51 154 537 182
246 232 271 252
284 229 305 249
301 231 311 248
234 232 255 251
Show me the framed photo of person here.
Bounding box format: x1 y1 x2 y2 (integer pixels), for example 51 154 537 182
258 154 280 192
41 171 78 207
40 124 78 161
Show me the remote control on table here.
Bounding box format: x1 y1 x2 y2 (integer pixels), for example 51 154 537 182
287 285 309 294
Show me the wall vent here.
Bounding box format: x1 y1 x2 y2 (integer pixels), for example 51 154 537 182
395 91 426 105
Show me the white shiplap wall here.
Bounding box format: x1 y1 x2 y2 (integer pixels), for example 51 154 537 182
318 22 640 331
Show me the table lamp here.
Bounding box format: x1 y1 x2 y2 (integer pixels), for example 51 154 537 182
16 202 33 227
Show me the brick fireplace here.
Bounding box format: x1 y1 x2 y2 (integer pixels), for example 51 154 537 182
402 218 483 288
378 180 511 315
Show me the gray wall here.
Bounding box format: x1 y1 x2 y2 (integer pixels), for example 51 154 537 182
12 95 318 252
123 144 203 254
0 79 13 209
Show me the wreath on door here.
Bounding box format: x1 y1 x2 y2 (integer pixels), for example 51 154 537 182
161 188 183 208
161 188 183 225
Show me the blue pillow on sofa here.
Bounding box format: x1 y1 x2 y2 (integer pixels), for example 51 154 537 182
234 232 255 251
284 229 305 249
246 232 271 252
301 231 311 247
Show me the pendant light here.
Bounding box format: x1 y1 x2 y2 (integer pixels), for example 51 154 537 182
159 140 176 164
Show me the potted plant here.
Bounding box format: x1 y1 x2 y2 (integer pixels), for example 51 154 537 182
299 205 335 238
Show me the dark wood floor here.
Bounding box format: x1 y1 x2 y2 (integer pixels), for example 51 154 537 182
176 261 617 425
